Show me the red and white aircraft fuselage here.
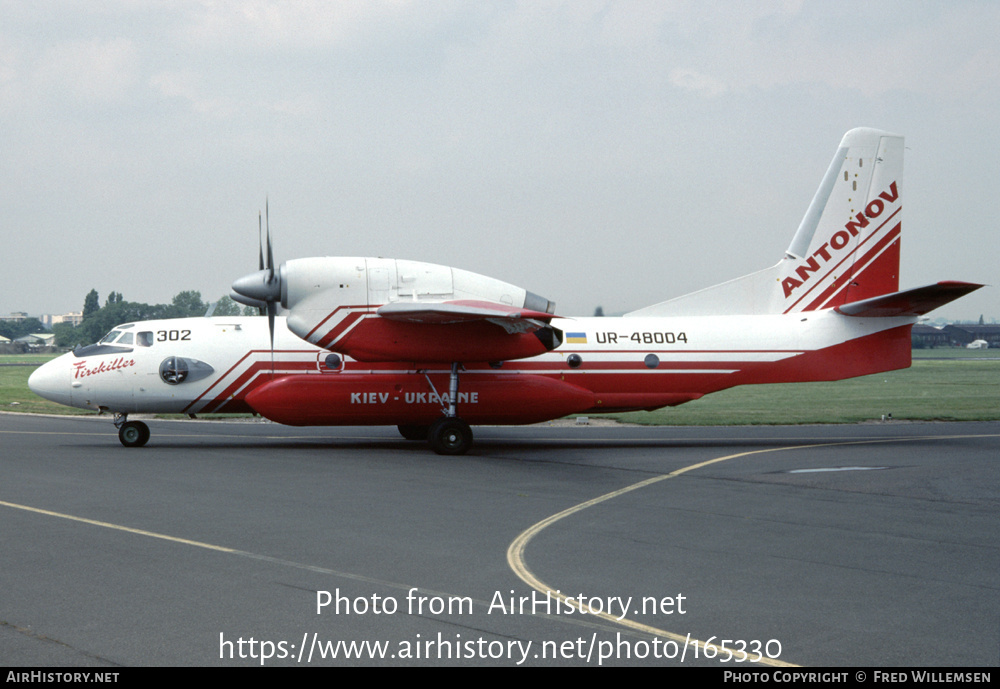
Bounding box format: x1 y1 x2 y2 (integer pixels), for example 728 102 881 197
29 128 981 452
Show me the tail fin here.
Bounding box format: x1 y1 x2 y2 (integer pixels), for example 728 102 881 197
781 127 903 313
627 128 904 317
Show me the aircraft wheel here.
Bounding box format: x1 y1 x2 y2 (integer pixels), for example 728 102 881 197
397 424 429 441
119 421 150 448
428 418 473 456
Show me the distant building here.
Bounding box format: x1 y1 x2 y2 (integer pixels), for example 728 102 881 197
14 333 55 347
913 323 1000 348
1 311 29 322
50 311 83 327
945 324 1000 348
911 324 950 348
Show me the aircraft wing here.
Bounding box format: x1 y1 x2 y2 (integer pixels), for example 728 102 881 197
377 300 556 335
834 281 983 318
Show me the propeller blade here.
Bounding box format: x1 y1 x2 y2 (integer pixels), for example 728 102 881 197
232 199 281 368
257 212 266 316
258 212 264 271
267 300 276 372
265 200 276 373
265 199 274 278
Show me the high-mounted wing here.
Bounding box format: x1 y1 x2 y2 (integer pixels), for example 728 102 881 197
378 300 556 334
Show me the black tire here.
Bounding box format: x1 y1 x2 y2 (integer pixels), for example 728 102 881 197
397 424 429 441
428 418 473 456
119 421 150 448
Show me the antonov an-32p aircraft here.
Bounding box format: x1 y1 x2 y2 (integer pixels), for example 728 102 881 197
30 128 981 454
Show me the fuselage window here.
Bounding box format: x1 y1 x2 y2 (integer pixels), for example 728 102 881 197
118 332 134 345
137 332 154 347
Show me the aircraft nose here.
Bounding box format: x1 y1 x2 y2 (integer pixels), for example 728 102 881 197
28 357 73 406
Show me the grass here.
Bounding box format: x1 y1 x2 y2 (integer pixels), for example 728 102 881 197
911 347 997 359
602 357 1000 426
0 354 91 415
4 351 999 425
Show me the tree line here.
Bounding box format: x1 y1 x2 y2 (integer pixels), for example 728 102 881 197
1 290 258 348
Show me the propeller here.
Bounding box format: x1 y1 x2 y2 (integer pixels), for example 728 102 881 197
258 211 265 273
263 201 277 353
231 200 283 360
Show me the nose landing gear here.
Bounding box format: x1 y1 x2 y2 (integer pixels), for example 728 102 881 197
115 414 150 448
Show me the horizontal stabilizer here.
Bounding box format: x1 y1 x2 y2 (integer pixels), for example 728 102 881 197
834 281 983 318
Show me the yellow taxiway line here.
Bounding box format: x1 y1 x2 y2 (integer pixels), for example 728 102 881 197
506 434 1000 667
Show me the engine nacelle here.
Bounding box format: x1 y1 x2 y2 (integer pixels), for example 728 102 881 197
279 257 552 311
274 257 557 360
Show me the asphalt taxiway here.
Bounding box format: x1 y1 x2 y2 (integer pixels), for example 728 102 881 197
1 413 997 666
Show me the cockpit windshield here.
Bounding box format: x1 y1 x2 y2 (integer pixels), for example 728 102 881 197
74 325 140 358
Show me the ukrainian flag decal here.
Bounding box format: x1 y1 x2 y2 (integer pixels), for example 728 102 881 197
566 332 587 344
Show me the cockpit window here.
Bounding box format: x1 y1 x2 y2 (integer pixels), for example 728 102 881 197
137 332 153 347
73 328 137 358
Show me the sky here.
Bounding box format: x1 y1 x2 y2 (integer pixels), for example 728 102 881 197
2 1 997 321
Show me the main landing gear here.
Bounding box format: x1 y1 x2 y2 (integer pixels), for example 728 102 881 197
114 413 150 448
418 363 475 456
428 417 473 455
